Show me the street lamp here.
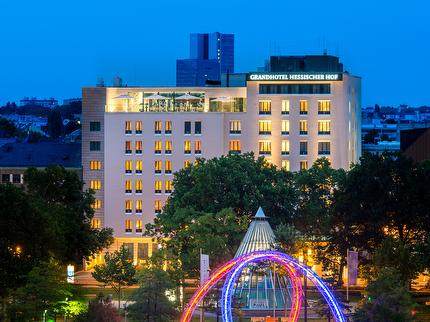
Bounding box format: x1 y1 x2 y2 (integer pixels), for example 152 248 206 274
64 297 68 322
43 309 47 322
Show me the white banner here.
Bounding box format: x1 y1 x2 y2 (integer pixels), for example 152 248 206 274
200 253 210 285
347 250 358 285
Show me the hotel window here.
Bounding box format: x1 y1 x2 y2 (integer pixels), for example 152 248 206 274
135 180 142 194
229 121 241 134
165 160 172 174
125 200 132 213
165 180 173 194
259 100 271 115
135 140 143 154
195 121 202 134
135 160 143 174
135 121 143 134
184 160 191 168
318 120 331 135
125 141 132 154
125 180 132 194
281 100 290 115
165 121 172 134
258 120 271 135
318 141 331 155
125 121 132 134
229 140 241 153
90 180 101 190
184 140 191 154
154 140 162 154
165 140 172 154
318 100 331 115
155 160 162 174
299 120 308 135
281 140 290 155
184 121 191 134
155 180 162 193
300 141 308 155
299 100 308 115
90 121 101 131
123 243 134 259
281 160 290 171
136 200 143 214
195 140 202 154
90 141 101 151
138 243 149 260
1 174 10 183
125 220 132 233
125 160 132 174
155 200 162 213
300 160 308 170
259 140 271 155
154 121 162 134
136 220 143 233
281 120 290 135
91 218 101 229
90 160 101 170
92 199 101 209
12 174 21 184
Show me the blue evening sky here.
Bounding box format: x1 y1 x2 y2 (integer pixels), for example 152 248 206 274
0 0 428 107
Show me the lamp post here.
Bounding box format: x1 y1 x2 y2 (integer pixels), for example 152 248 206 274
64 297 68 322
303 249 308 322
43 309 47 322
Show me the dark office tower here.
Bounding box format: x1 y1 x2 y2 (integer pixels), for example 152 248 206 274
176 32 235 86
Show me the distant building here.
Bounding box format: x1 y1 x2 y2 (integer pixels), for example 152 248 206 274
176 32 234 86
20 97 58 108
401 127 430 162
267 55 344 73
63 98 82 105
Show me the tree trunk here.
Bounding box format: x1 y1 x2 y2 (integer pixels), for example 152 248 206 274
118 285 121 310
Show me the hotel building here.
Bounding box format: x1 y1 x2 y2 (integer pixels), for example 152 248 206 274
82 55 361 266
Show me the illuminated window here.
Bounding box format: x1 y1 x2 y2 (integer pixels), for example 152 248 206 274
125 219 132 233
300 160 308 170
125 199 132 213
90 141 101 151
165 121 172 134
125 141 132 154
259 140 271 155
90 121 101 131
155 160 162 174
184 140 191 154
184 121 191 134
300 141 308 155
155 180 162 193
135 160 143 174
125 121 132 134
135 141 143 154
281 100 290 115
318 100 331 115
281 160 290 171
165 180 173 193
229 140 241 153
136 200 143 213
165 140 172 154
300 100 308 115
318 141 331 155
135 121 143 134
91 218 101 229
195 140 202 154
318 120 331 135
125 160 132 174
92 199 101 209
259 100 271 115
90 180 101 190
259 120 271 135
135 180 142 194
154 121 162 134
195 121 202 134
154 140 162 154
155 199 162 213
184 160 191 168
90 160 101 170
125 180 132 194
165 160 172 174
299 120 308 135
136 220 143 233
229 121 241 134
282 120 290 135
281 140 290 155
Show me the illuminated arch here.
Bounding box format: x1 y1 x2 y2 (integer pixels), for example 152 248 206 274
180 251 347 322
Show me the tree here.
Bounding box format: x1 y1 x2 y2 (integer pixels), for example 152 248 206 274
47 109 64 138
92 246 137 308
0 117 18 138
128 267 178 322
76 294 122 322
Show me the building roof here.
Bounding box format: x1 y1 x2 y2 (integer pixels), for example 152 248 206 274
235 207 277 258
0 142 81 168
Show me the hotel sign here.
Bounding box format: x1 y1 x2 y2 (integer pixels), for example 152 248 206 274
247 72 343 81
